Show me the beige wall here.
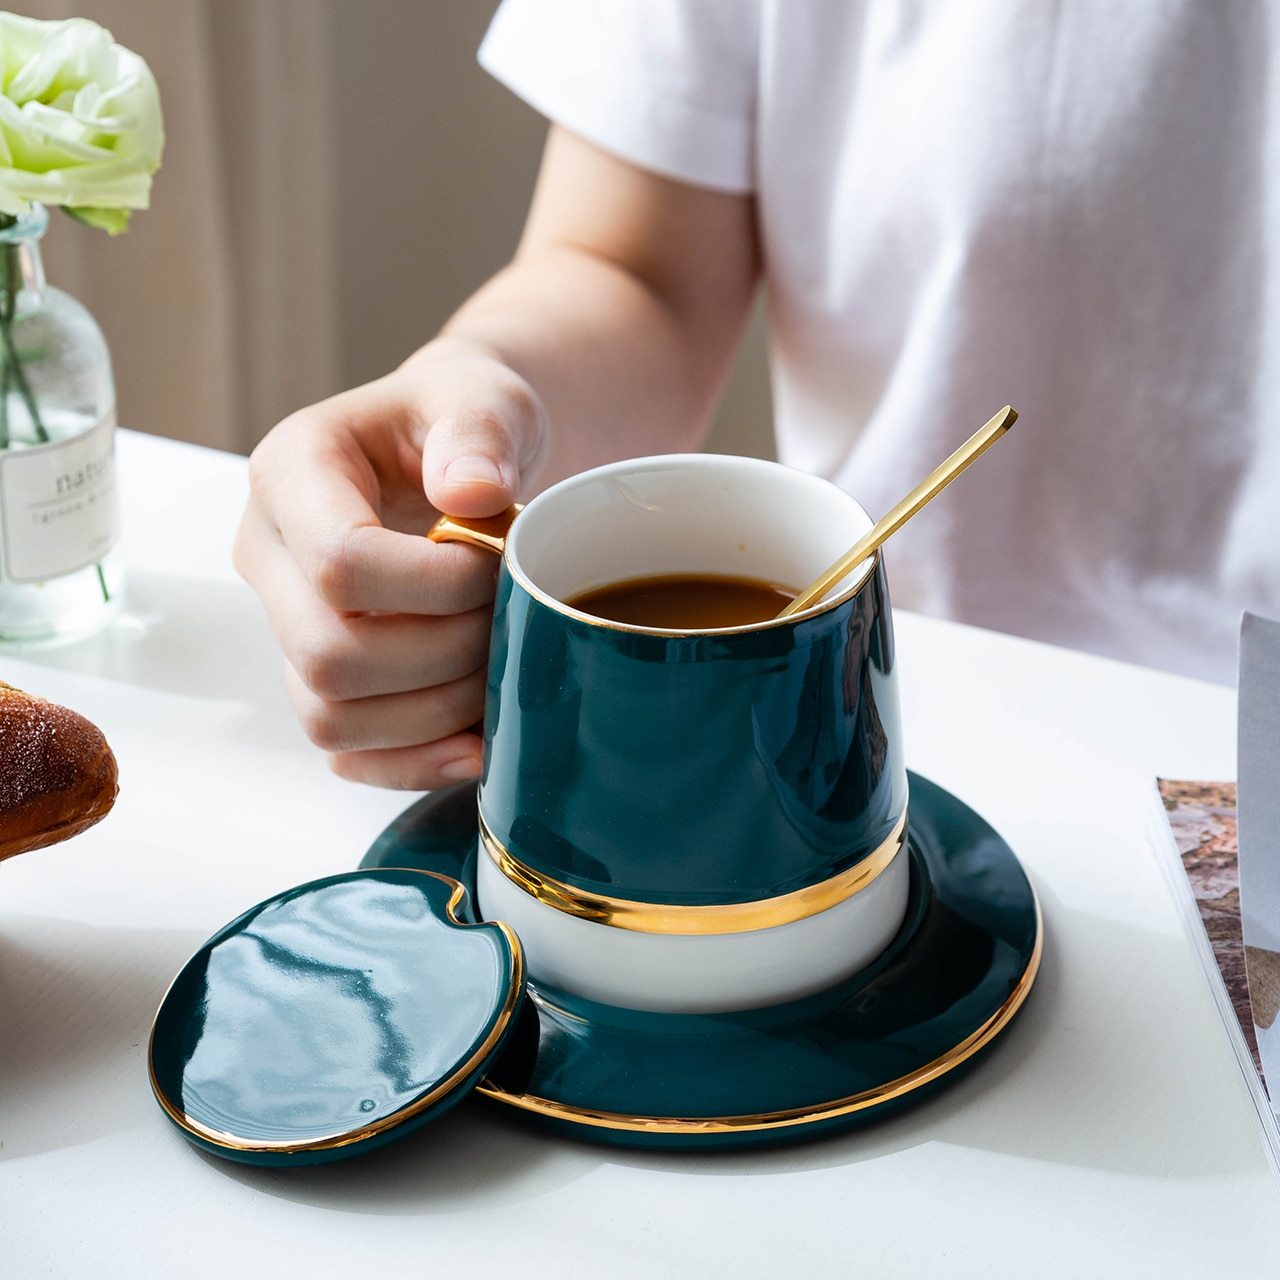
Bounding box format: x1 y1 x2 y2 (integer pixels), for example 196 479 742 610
16 0 774 461
325 0 773 461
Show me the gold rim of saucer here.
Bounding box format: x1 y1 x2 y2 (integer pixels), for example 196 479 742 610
474 891 1043 1134
478 808 908 936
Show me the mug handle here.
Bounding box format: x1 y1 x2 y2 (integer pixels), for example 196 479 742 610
426 504 523 555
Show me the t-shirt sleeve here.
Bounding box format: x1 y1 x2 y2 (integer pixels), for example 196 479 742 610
478 0 759 194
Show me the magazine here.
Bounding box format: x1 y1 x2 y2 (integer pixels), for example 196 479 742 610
1149 779 1280 1178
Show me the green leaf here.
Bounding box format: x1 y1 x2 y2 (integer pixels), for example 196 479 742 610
63 204 131 234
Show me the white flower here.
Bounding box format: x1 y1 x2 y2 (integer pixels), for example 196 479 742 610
0 13 163 234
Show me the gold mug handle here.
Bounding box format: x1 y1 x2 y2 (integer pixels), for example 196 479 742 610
427 504 523 555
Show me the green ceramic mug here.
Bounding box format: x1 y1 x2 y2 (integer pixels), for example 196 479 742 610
432 454 909 1013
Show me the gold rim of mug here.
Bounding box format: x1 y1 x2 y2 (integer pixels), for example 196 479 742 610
503 544 880 638
428 457 885 637
474 893 1043 1135
477 808 909 935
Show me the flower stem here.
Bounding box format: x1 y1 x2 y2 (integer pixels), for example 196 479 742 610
0 214 108 608
0 234 48 444
0 323 49 444
0 349 8 450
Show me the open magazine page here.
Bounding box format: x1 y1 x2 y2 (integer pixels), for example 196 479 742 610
1150 779 1280 1178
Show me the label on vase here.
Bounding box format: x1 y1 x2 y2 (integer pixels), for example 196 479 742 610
0 411 119 583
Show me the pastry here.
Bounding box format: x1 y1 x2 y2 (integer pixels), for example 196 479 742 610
0 680 118 861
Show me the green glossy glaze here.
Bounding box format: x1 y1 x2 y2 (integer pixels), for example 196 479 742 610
362 772 1041 1151
149 869 523 1166
479 557 907 906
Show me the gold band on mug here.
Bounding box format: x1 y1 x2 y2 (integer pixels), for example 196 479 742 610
477 808 908 936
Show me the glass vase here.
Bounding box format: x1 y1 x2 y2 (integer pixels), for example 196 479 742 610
0 204 121 644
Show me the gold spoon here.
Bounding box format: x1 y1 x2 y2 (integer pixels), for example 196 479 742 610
777 405 1018 619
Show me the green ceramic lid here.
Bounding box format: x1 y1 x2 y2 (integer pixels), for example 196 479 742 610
148 868 525 1166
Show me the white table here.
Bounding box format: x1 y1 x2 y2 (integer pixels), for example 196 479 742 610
1 431 1272 1279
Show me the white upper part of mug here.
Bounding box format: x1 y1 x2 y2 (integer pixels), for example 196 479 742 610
505 454 877 634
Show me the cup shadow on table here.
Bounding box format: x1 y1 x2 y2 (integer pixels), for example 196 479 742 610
0 882 1250 1206
0 910 585 1214
0 914 209 1159
12 569 298 751
215 879 1256 1218
214 1104 593 1217
591 880 1255 1183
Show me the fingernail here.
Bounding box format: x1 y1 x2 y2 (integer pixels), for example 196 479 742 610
444 455 506 489
439 753 483 781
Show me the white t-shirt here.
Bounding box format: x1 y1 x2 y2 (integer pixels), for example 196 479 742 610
480 0 1280 684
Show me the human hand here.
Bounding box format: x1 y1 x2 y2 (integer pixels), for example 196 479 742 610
234 341 547 788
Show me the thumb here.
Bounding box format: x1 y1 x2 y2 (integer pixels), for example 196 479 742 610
422 391 546 519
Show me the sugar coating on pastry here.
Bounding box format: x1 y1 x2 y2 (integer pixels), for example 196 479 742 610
0 680 118 860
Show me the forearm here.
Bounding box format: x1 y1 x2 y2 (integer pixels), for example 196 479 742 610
428 244 737 489
407 126 760 494
240 135 758 792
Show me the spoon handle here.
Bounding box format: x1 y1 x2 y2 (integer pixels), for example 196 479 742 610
777 405 1018 619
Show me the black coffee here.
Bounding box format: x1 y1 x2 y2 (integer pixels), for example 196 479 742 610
568 573 796 628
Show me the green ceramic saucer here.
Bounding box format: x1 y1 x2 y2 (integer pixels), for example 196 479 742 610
360 771 1042 1151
